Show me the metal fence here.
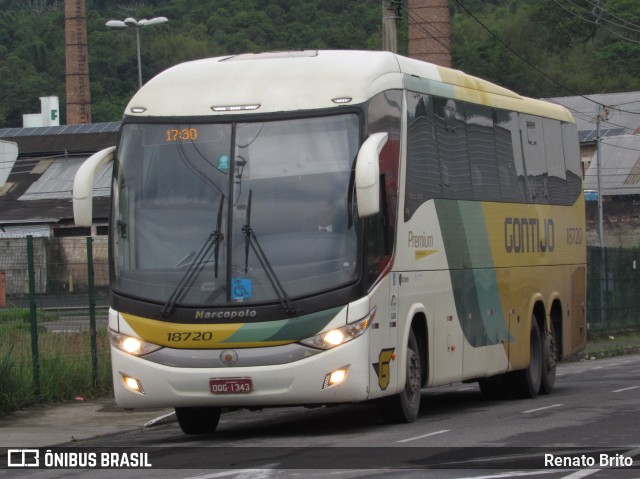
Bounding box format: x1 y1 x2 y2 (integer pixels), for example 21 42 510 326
0 236 638 416
0 235 111 416
587 246 640 331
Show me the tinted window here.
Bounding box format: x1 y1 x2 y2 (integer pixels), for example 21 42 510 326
405 92 441 220
543 118 569 204
562 122 583 203
466 104 499 201
435 98 472 200
521 115 549 203
403 91 581 218
495 110 525 202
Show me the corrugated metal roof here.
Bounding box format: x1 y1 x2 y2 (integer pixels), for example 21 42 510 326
0 122 119 155
546 92 640 143
19 156 112 201
0 123 117 225
0 224 50 238
584 134 640 196
0 121 121 139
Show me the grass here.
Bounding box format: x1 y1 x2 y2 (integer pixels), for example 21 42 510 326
1 306 638 418
0 307 60 323
0 318 112 417
580 328 640 360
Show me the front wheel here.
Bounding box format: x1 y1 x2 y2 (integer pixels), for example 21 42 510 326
175 406 221 435
379 329 422 423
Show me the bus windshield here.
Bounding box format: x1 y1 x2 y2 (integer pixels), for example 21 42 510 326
112 114 361 308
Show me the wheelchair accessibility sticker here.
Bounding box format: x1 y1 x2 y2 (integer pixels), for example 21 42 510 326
231 277 253 301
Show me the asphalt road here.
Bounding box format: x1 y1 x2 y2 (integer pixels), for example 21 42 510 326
4 355 640 479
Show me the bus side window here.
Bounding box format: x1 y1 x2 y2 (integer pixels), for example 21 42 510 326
466 104 499 201
562 122 583 203
496 110 525 202
521 115 549 203
435 97 472 200
543 118 569 205
366 90 402 287
405 92 441 221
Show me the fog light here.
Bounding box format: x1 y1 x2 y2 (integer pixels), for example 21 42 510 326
322 367 349 389
123 375 145 394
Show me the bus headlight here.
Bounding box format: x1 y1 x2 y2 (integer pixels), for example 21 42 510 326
109 330 162 356
299 311 374 350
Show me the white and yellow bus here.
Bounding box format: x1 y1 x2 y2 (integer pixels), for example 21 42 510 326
74 50 586 434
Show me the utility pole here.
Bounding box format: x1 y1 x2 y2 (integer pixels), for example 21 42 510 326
382 0 398 53
596 102 611 328
595 103 611 248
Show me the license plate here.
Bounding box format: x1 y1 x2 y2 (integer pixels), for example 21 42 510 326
210 377 252 394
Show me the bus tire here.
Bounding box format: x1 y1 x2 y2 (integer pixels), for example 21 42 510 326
175 406 221 434
539 323 557 395
508 318 542 399
379 329 421 423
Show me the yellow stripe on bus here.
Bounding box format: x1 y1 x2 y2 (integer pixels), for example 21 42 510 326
120 313 293 349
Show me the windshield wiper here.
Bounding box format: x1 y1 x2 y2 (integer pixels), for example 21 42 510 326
242 190 295 314
161 196 225 318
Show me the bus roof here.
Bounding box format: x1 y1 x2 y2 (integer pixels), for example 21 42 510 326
126 50 573 123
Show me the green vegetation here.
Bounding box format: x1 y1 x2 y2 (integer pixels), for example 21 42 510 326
1 1 640 128
0 306 59 323
451 0 640 98
0 319 111 417
582 329 640 359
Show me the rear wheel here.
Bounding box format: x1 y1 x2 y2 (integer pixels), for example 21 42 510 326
508 318 542 399
379 329 422 423
539 322 557 395
175 406 221 435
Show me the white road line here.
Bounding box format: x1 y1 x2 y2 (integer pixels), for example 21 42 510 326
559 469 601 479
558 446 640 479
455 470 560 479
396 429 450 443
183 466 280 479
612 385 640 393
521 404 564 414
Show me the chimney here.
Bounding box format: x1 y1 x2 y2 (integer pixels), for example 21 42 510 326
65 0 92 124
408 0 452 67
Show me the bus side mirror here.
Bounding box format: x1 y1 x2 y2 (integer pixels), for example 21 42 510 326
355 132 388 218
73 146 116 226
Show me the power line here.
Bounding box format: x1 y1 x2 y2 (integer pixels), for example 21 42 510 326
578 0 640 32
406 9 451 55
550 0 640 44
453 0 640 115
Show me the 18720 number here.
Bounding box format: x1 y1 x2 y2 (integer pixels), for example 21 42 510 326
167 331 213 342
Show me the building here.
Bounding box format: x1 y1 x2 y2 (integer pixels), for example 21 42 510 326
548 92 640 248
0 123 117 296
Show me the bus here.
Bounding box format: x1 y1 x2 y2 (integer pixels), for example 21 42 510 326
73 50 586 434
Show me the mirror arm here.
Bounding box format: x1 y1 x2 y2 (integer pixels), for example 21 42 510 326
73 146 116 226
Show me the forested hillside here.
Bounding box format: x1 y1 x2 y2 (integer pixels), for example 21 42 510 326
0 0 639 127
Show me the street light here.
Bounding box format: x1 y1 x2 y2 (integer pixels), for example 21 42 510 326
106 16 168 89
